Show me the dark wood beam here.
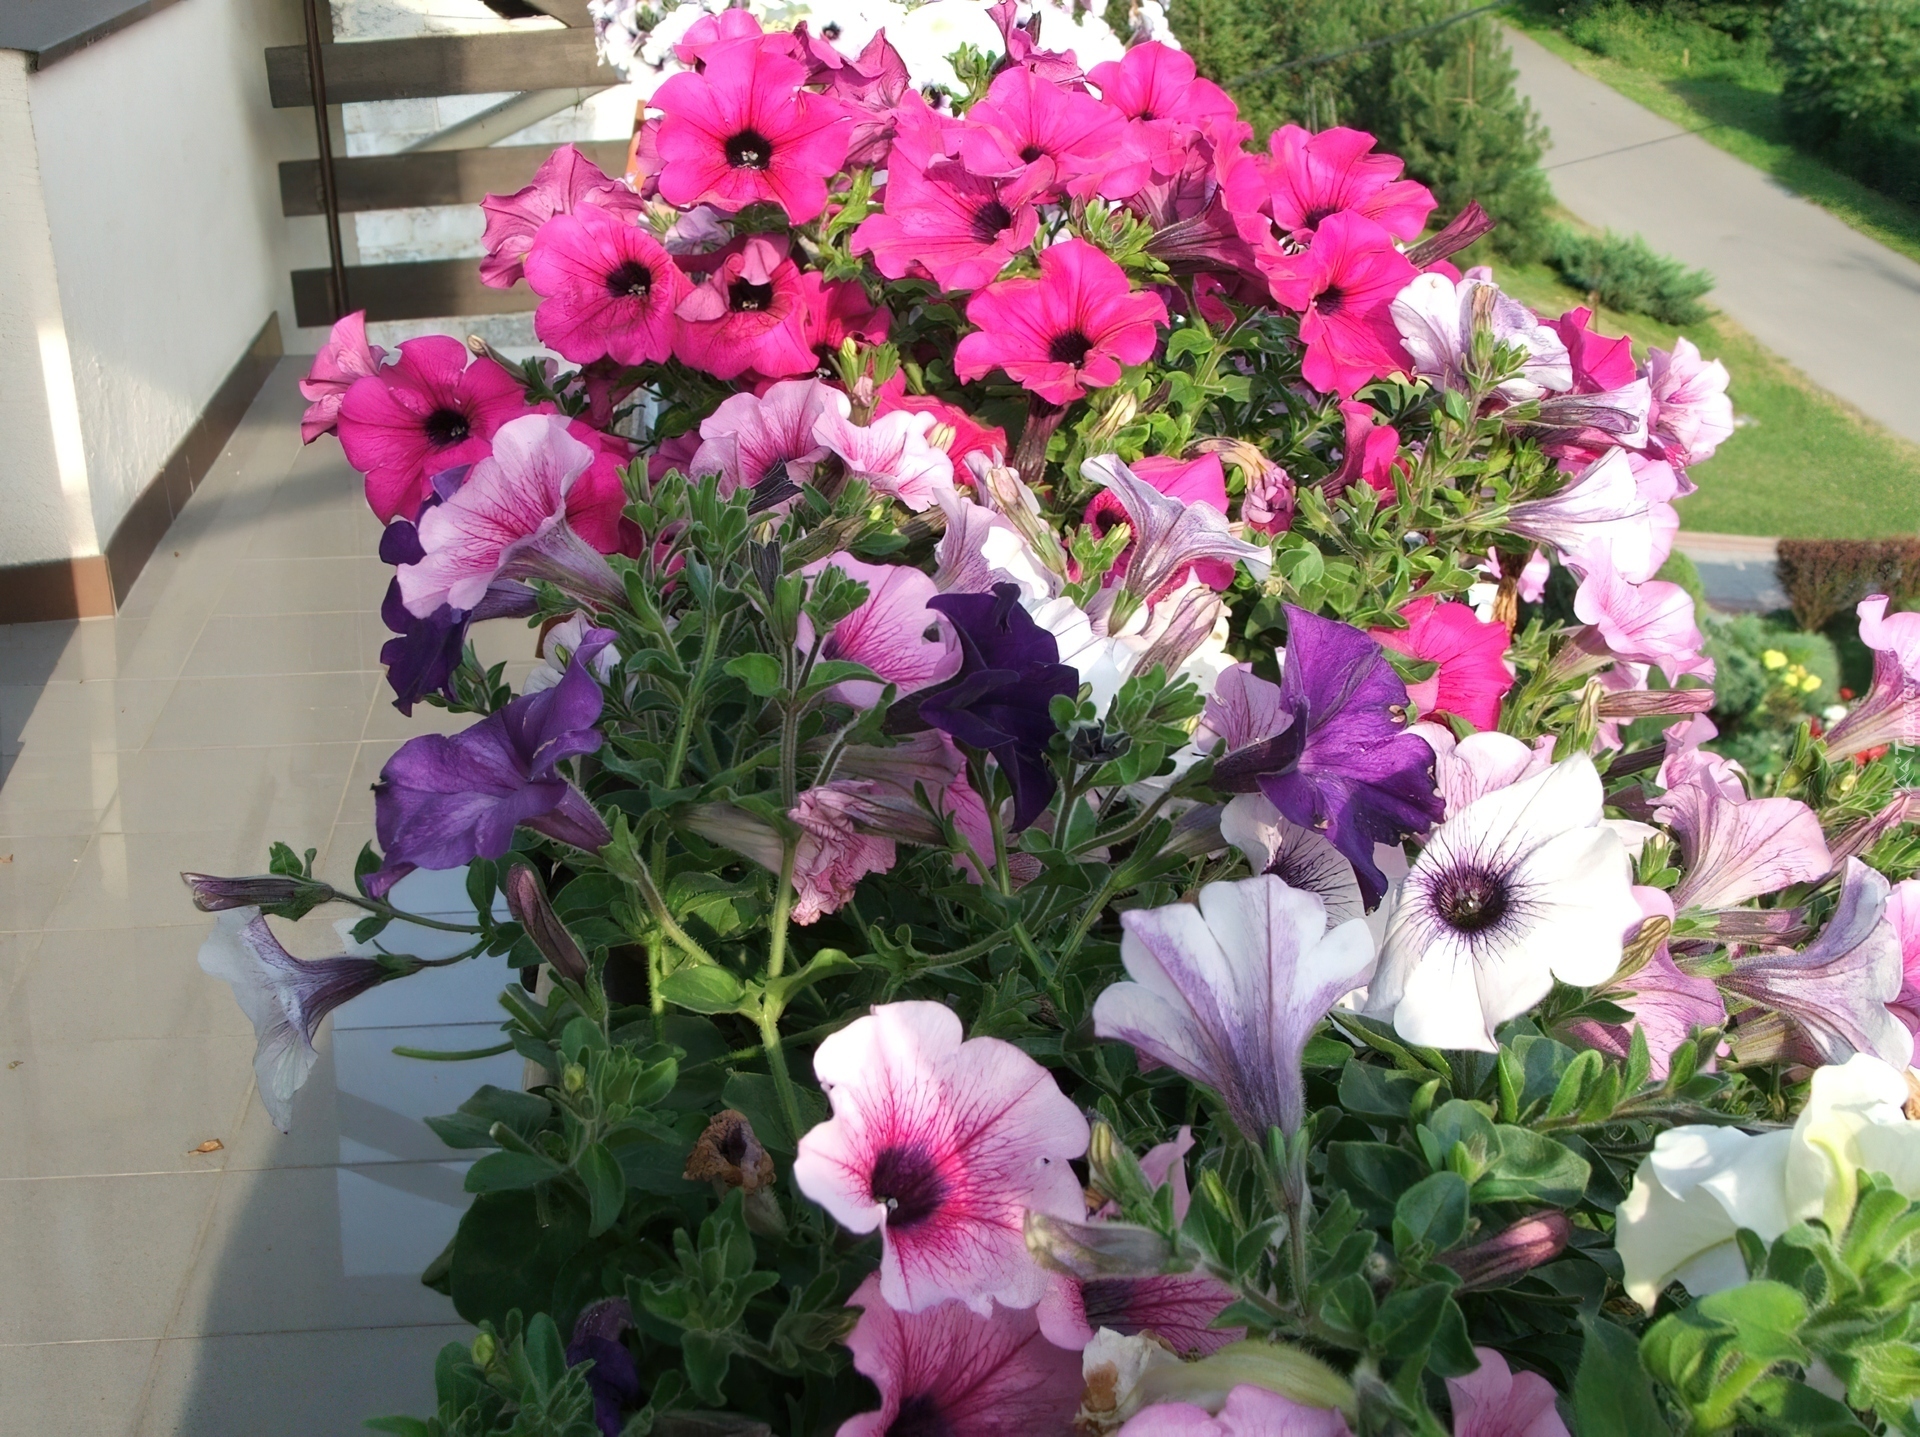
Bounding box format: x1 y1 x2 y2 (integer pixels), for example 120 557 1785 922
266 29 608 107
523 0 593 23
278 140 629 217
292 259 539 328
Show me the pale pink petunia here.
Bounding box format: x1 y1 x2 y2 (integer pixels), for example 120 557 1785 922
1656 758 1831 912
1412 725 1556 819
1646 336 1734 468
1081 455 1269 605
1116 1384 1354 1437
1507 449 1660 584
955 240 1169 405
397 414 624 618
814 408 957 512
1445 1348 1570 1437
798 554 961 708
1390 272 1571 404
794 1002 1090 1313
1564 886 1726 1078
477 143 643 290
788 783 898 925
1825 595 1920 760
673 235 818 381
1225 124 1435 246
1037 1267 1243 1358
690 378 846 501
1572 548 1713 687
523 206 689 366
835 1273 1083 1437
1083 453 1236 591
1370 596 1512 732
299 311 386 443
1259 212 1416 397
1886 878 1920 1034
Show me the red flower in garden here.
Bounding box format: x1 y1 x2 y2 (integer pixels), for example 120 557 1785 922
1260 212 1416 396
954 239 1168 405
952 64 1146 201
672 235 817 381
337 336 530 523
523 207 689 367
1371 595 1514 732
1225 124 1436 246
652 35 852 224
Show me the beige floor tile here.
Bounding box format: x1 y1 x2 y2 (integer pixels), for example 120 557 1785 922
172 1161 466 1337
0 1337 160 1437
44 831 302 933
316 821 379 890
0 835 89 932
211 557 391 618
97 743 357 838
0 750 121 836
4 926 252 1046
0 620 84 686
136 1323 467 1437
362 694 482 743
180 612 387 679
244 504 385 562
0 679 177 756
0 1033 256 1179
0 1171 222 1343
144 672 380 751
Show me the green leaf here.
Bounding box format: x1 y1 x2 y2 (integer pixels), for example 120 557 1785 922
425 1085 552 1150
658 965 752 1014
1368 1281 1450 1358
465 1149 564 1192
764 947 857 1007
1165 326 1212 361
1480 1125 1591 1207
1339 1061 1424 1121
680 1330 733 1407
1327 1142 1426 1225
1393 1172 1470 1257
1574 1318 1670 1437
1742 1375 1873 1435
724 653 784 698
448 1189 590 1328
576 1141 626 1237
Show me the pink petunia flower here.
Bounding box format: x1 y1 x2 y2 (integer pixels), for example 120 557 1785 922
852 149 1047 293
1646 336 1734 468
671 7 773 65
1326 401 1402 498
689 377 845 501
1542 306 1637 393
815 409 957 512
1886 878 1920 1034
797 270 892 353
1564 886 1726 1078
1413 725 1556 819
1656 755 1830 912
1259 213 1416 396
1371 596 1513 732
1445 1348 1570 1437
1225 124 1436 248
835 1274 1083 1437
336 335 530 523
1571 548 1713 687
478 143 644 290
1115 1385 1354 1437
792 1001 1091 1314
299 310 387 444
1083 454 1235 591
1507 449 1661 584
1081 456 1269 607
788 783 899 925
798 554 962 708
875 375 1008 470
953 64 1147 202
673 236 818 381
1088 42 1240 176
523 206 689 367
651 35 852 224
1828 595 1920 760
955 240 1168 405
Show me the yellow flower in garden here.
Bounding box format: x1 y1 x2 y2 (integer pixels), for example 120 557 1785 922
1802 673 1822 692
1762 649 1788 669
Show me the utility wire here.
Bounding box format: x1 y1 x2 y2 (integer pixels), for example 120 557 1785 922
1224 0 1517 87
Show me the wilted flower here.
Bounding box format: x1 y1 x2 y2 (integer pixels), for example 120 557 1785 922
298 310 386 443
787 782 900 924
1368 757 1640 1052
198 908 397 1131
181 871 336 914
566 1298 642 1437
793 1002 1090 1313
1093 875 1376 1140
683 1108 777 1194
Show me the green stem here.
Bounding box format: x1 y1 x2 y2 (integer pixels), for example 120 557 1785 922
662 612 723 795
1058 868 1124 965
627 855 721 968
758 998 806 1144
337 891 484 934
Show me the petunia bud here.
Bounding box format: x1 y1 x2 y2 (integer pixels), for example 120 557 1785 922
1023 1210 1178 1280
181 871 335 913
501 863 588 984
1135 1338 1355 1419
1437 1212 1571 1289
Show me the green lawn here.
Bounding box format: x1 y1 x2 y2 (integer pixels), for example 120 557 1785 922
1508 6 1920 268
1494 259 1920 537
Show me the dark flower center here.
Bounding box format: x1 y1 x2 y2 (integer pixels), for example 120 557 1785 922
725 128 775 170
606 259 653 299
729 279 777 312
821 20 842 37
1048 330 1094 365
423 407 471 447
1302 204 1339 228
1431 864 1510 934
886 1394 951 1437
970 198 1013 243
717 1125 748 1164
1019 144 1047 163
1317 285 1346 316
869 1143 946 1228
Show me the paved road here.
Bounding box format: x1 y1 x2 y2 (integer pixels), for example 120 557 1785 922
1504 27 1920 448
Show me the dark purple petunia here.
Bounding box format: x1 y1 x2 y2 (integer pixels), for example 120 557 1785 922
376 517 539 713
1212 605 1443 907
369 628 616 896
567 1299 643 1437
889 584 1077 834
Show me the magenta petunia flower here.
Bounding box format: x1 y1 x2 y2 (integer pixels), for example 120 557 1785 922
1325 400 1401 498
1646 336 1734 468
852 149 1047 293
397 414 626 619
523 206 689 367
1655 756 1830 912
798 553 961 708
652 34 852 224
836 1273 1083 1437
1563 886 1726 1079
1259 213 1416 397
1445 1349 1570 1437
814 408 957 512
478 143 644 290
1080 455 1268 604
1371 596 1513 733
1225 124 1436 246
1886 878 1920 1034
1083 453 1235 592
299 311 386 443
797 269 892 353
793 1001 1090 1313
689 377 843 503
1544 305 1638 393
1824 596 1920 761
673 235 818 381
875 374 1008 471
336 336 531 523
1088 42 1240 176
953 64 1147 201
955 240 1169 405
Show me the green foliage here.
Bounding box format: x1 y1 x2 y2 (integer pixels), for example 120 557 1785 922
1702 611 1841 775
1778 0 1920 206
1546 225 1716 324
365 1312 606 1437
1776 537 1920 631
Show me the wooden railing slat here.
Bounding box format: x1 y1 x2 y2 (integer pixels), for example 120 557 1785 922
267 29 608 107
291 258 536 328
278 140 629 216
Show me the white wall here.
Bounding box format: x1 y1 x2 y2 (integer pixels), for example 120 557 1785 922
23 0 319 557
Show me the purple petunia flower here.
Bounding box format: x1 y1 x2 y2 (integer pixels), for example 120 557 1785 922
1210 606 1444 908
376 509 538 714
369 629 616 896
888 583 1078 833
566 1299 642 1437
